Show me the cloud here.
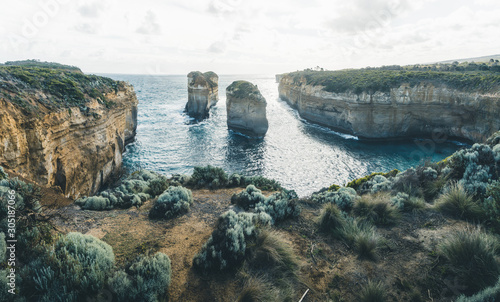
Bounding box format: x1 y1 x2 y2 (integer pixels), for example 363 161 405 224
136 11 161 35
74 23 99 34
208 41 226 53
77 2 105 18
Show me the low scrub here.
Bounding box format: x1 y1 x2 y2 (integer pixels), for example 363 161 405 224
435 183 484 220
439 228 500 294
22 232 115 301
359 280 386 302
353 193 400 226
76 170 169 211
110 252 172 302
189 165 229 189
149 186 193 219
311 187 358 211
457 277 500 302
391 192 426 212
231 185 266 210
193 210 271 272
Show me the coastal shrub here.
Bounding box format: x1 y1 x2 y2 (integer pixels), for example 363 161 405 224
423 167 438 180
110 252 171 302
75 170 169 210
231 185 266 210
483 181 500 228
243 176 282 191
193 210 271 272
457 277 500 302
189 165 228 189
368 175 393 193
0 232 5 263
435 183 484 220
23 232 115 301
0 166 7 180
169 173 191 186
391 167 423 196
353 193 400 226
439 229 500 294
391 192 425 212
255 191 300 224
346 169 399 191
149 186 193 219
318 203 345 235
311 187 358 211
359 281 386 302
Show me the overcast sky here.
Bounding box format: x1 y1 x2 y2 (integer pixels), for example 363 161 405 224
0 0 498 75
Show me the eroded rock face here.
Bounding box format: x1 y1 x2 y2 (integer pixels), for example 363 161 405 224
226 81 268 137
279 74 500 142
186 71 219 120
0 78 138 199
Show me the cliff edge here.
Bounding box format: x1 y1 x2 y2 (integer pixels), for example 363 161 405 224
0 62 138 199
278 69 500 142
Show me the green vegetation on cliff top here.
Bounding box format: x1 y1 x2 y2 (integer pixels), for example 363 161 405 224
0 61 125 113
226 80 264 101
286 62 500 94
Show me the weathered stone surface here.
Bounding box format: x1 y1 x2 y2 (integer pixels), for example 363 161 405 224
278 74 500 142
226 81 268 137
0 82 138 199
186 71 219 120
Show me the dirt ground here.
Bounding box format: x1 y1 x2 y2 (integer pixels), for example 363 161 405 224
49 187 469 302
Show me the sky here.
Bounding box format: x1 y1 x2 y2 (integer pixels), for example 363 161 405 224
0 0 499 75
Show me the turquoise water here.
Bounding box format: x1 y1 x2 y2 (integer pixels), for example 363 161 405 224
103 74 461 197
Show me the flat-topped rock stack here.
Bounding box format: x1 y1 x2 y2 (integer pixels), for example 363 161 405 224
186 71 219 120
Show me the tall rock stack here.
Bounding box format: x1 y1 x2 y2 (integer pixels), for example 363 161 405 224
186 71 219 120
226 80 269 137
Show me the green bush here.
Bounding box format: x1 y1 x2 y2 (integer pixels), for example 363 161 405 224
484 181 500 228
255 191 301 224
359 280 386 302
353 194 400 226
193 210 271 272
149 186 193 219
241 176 282 191
318 203 345 235
189 165 228 189
457 277 500 302
231 185 266 210
0 166 7 180
148 176 169 196
110 252 171 302
391 192 425 212
439 229 500 294
346 169 399 191
23 232 115 301
312 187 358 211
435 183 484 220
0 232 5 263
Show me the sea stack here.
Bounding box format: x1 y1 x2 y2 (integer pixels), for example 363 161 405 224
186 71 219 120
226 80 269 137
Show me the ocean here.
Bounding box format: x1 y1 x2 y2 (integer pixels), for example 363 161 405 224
102 74 461 197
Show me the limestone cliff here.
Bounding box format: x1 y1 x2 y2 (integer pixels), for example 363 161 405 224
0 64 138 199
226 81 268 137
278 73 500 141
186 71 219 120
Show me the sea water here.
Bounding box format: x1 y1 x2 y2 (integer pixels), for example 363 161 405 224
102 74 461 197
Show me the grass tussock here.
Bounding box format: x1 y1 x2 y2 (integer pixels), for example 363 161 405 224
435 183 484 220
236 276 279 302
359 280 386 302
353 193 400 226
440 228 500 294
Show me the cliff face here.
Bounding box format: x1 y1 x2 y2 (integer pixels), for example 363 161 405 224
0 66 138 199
279 74 500 141
186 71 219 120
226 81 268 137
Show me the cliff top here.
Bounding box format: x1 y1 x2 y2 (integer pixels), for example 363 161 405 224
284 63 500 94
226 80 266 102
1 60 83 73
0 63 127 115
188 71 218 88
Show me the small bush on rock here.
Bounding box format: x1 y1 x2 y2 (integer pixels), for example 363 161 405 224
149 186 193 219
110 252 171 302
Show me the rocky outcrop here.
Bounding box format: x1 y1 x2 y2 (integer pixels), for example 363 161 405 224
279 74 500 142
186 71 219 120
226 81 268 137
0 66 138 199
